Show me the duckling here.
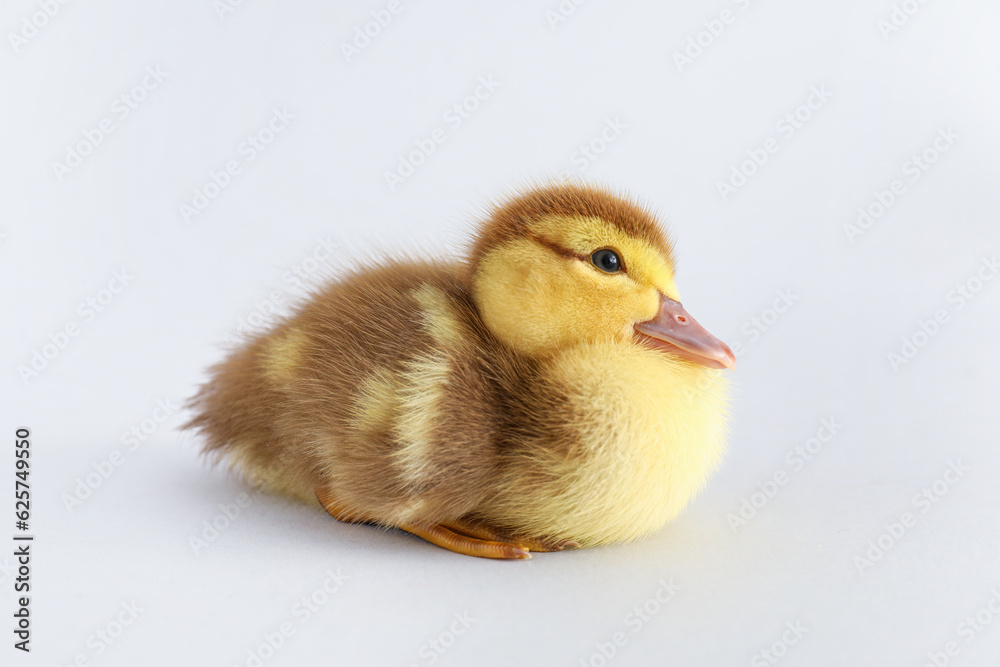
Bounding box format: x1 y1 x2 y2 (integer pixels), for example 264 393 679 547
186 183 734 560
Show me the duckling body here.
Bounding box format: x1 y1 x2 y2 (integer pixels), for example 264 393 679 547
188 184 733 558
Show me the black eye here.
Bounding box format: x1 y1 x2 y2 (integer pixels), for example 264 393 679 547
591 248 622 273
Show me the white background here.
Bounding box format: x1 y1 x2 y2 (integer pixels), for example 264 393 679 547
2 0 1000 665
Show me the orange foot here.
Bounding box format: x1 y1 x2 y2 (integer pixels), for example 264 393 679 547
442 518 580 553
315 487 535 560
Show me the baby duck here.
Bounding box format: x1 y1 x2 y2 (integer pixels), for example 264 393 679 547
186 183 734 559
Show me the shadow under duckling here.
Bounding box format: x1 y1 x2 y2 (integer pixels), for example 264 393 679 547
186 183 734 559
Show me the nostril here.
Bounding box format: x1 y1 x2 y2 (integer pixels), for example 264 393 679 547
676 316 687 323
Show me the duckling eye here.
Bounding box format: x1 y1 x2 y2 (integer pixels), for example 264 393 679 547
591 248 623 274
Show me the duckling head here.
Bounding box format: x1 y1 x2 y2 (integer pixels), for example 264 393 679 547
468 183 735 370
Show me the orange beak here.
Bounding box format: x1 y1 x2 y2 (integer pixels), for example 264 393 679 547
634 294 736 370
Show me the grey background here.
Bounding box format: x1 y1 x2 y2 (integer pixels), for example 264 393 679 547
2 0 999 665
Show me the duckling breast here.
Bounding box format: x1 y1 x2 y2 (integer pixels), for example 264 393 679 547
479 340 729 547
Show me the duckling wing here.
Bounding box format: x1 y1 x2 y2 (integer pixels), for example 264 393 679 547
187 260 503 525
